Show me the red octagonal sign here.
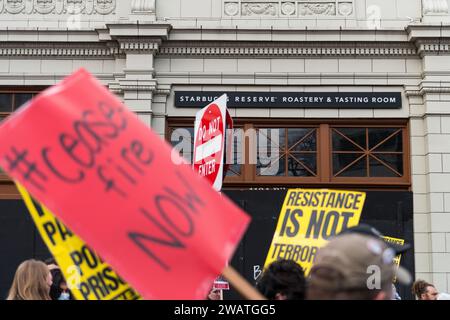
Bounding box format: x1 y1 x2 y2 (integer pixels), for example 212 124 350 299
193 94 232 191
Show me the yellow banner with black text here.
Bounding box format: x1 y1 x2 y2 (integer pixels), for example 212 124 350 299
264 189 366 275
16 183 141 300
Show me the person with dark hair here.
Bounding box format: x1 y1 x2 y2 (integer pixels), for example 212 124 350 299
256 259 306 300
45 258 73 300
307 234 412 300
412 280 438 300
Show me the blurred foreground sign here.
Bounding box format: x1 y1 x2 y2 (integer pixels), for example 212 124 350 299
264 189 366 275
0 69 250 299
16 183 140 300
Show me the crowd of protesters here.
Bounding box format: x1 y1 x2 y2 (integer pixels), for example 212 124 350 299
5 223 450 301
254 224 450 300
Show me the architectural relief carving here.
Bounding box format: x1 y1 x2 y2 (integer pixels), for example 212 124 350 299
299 3 335 16
338 2 352 16
224 1 354 17
0 0 116 14
4 0 26 14
422 0 449 14
35 0 56 14
281 2 295 16
242 2 277 16
224 2 239 16
131 0 155 13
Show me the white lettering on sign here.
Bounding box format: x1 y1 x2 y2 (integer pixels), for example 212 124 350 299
198 159 216 176
234 96 276 103
335 97 369 103
194 134 223 162
372 97 397 103
208 117 221 136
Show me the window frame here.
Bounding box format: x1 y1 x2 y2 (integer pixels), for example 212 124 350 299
252 123 320 184
167 118 411 190
0 87 45 197
329 123 410 185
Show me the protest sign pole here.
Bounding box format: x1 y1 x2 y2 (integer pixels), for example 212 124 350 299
222 266 266 300
192 95 263 300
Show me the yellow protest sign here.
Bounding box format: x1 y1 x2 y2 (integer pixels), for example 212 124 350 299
383 236 405 282
16 183 141 300
264 189 366 275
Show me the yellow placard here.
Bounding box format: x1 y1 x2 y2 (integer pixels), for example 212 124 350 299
382 236 405 282
16 183 141 300
264 189 366 275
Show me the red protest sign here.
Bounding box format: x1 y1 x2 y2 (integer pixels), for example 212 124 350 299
0 69 250 300
193 95 232 191
213 280 230 290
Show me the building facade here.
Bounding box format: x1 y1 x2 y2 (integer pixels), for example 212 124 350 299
1 0 450 297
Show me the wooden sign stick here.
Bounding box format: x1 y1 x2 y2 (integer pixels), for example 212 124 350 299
222 265 266 300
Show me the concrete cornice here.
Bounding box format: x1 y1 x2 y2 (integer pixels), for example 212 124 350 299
105 23 172 40
1 24 450 58
407 24 450 41
0 40 420 58
159 41 418 58
405 81 450 97
407 24 450 56
0 42 120 58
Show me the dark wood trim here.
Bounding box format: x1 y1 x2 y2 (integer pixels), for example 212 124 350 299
319 124 330 183
0 86 47 93
167 118 411 190
0 182 20 199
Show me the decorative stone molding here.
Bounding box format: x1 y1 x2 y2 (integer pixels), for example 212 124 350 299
223 0 353 17
118 39 160 53
224 2 239 16
159 42 417 58
338 2 353 16
154 85 171 96
0 0 116 15
299 3 336 16
406 87 450 97
281 2 295 16
242 2 277 16
131 0 155 13
0 42 120 57
416 40 450 57
422 0 449 15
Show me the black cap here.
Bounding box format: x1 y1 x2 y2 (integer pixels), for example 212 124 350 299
339 223 411 254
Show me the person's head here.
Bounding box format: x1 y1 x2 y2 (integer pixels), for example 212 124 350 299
307 234 411 300
412 280 438 300
256 259 306 300
7 259 52 300
47 263 72 300
339 224 410 255
207 288 222 300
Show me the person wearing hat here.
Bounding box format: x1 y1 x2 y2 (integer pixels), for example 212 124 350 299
307 233 412 300
338 223 411 255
